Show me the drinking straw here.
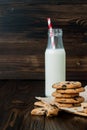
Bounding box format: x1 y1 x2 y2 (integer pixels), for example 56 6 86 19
47 18 55 49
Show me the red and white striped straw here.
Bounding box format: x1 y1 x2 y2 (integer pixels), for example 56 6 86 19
47 18 55 49
47 18 52 32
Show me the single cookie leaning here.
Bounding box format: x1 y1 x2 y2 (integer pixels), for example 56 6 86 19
56 87 85 94
52 91 79 98
55 96 84 104
52 81 81 90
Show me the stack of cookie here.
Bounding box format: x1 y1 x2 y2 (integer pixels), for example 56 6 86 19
52 81 85 108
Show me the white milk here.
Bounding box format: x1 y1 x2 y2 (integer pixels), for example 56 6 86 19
45 48 66 97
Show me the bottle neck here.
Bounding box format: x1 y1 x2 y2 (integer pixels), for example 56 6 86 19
47 29 64 49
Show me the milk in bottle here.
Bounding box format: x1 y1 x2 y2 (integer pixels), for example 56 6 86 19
45 29 66 97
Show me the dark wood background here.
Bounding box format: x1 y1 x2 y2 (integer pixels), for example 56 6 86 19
0 0 87 80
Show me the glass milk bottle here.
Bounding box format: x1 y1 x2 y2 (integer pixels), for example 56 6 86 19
45 29 66 97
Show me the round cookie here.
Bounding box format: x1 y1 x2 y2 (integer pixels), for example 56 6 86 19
34 101 48 107
52 91 79 98
83 109 87 114
55 102 73 108
81 102 87 114
56 87 85 94
55 96 84 104
55 102 81 108
52 81 81 90
31 107 46 115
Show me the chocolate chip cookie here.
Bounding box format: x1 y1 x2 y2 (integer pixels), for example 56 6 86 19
52 81 81 89
55 96 84 104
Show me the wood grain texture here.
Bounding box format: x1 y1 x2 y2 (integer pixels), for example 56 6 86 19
0 1 87 80
0 80 45 130
0 0 87 4
0 80 87 130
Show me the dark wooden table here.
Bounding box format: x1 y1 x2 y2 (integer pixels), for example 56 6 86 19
0 80 87 130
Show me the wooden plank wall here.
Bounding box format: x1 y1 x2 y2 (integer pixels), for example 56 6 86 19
0 0 87 80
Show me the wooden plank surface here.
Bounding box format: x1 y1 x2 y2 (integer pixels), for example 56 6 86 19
0 0 87 4
0 80 87 130
0 1 87 80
